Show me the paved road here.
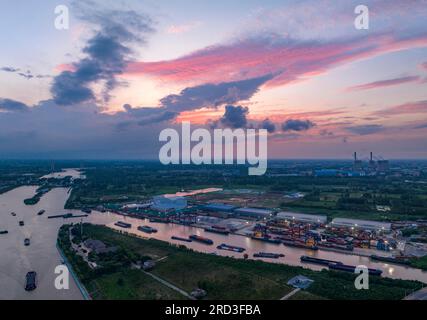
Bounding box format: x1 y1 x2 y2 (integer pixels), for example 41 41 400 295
143 271 195 300
404 287 427 300
280 288 300 300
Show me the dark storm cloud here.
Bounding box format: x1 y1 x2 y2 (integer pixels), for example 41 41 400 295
345 124 385 135
219 105 249 129
0 98 30 112
51 7 154 106
121 104 177 126
159 74 272 113
281 119 315 132
259 118 276 133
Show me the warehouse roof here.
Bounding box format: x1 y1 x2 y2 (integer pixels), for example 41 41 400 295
203 203 236 211
331 218 391 231
234 207 274 215
276 212 327 224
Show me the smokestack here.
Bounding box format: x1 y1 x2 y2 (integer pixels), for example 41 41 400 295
354 152 357 161
370 152 373 161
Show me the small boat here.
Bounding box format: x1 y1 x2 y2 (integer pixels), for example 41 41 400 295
81 208 92 214
19 221 24 226
217 243 245 253
171 236 192 242
189 235 214 245
25 271 37 291
138 225 158 234
0 230 8 235
114 221 132 228
11 212 16 216
37 210 45 216
253 252 285 259
24 238 30 246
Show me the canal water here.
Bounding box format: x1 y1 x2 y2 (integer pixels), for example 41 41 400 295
1 183 427 299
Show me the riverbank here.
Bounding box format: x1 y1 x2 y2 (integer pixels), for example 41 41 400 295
57 223 423 300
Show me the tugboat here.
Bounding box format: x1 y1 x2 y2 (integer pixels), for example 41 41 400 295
25 271 37 291
216 243 246 253
189 235 214 245
137 225 158 234
37 210 45 216
19 221 24 226
24 238 30 246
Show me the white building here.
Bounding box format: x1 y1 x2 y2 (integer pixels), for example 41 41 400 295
330 218 391 231
276 212 327 224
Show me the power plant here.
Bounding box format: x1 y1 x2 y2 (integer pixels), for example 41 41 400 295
353 152 389 173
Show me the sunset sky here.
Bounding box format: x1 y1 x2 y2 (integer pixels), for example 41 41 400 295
0 0 427 159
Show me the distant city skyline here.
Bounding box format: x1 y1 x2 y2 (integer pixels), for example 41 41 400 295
1 0 427 159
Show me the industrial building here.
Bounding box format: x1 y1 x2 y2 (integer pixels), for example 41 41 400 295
202 203 236 213
234 207 274 219
151 195 187 211
330 218 391 231
276 212 327 224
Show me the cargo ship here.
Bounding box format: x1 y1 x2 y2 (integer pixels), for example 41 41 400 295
370 255 411 266
204 227 230 235
251 236 282 244
328 263 383 276
149 217 169 224
253 252 285 259
137 225 158 234
189 235 214 245
281 239 318 251
171 236 192 242
37 210 45 216
114 221 132 228
216 243 245 253
25 271 37 291
317 242 353 251
300 256 342 266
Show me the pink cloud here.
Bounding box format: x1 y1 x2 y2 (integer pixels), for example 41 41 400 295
374 100 427 116
346 76 421 91
126 33 427 87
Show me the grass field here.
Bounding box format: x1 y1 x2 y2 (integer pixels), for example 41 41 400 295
58 224 423 300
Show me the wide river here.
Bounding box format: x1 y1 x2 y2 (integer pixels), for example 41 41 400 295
1 184 427 299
